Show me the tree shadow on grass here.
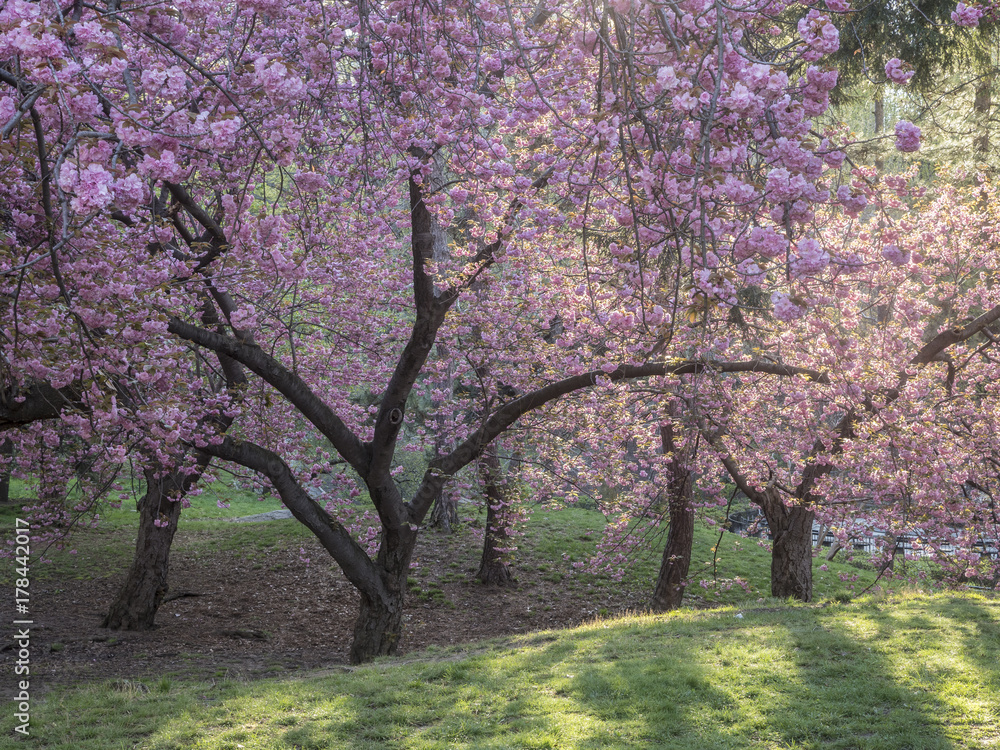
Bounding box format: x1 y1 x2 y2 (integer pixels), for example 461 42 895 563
503 609 956 749
549 609 956 749
917 596 1000 745
920 595 1000 681
141 605 964 749
782 609 956 750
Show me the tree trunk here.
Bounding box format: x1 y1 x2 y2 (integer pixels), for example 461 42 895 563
349 527 415 663
650 421 695 612
351 589 405 663
0 437 12 505
813 524 827 554
874 95 885 171
426 416 459 531
428 488 459 531
101 469 185 629
477 448 515 586
758 489 814 601
975 78 992 158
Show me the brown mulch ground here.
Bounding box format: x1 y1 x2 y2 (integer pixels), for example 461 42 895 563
0 522 653 697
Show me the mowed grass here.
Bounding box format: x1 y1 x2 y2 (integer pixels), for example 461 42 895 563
2 592 998 749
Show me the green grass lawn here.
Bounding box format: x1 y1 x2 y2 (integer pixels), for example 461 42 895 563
2 592 997 749
2 477 965 749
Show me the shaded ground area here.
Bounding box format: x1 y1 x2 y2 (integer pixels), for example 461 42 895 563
0 515 652 696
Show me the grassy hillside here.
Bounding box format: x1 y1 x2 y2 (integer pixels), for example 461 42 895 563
4 479 967 749
3 592 997 749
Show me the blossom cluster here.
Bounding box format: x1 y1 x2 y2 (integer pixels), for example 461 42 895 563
952 2 984 26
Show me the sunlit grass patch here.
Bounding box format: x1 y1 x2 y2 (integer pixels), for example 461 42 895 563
5 592 997 750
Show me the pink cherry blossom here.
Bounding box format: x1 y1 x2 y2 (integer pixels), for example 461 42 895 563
952 2 984 26
791 238 830 276
881 244 910 265
895 120 922 152
770 291 807 322
885 58 915 85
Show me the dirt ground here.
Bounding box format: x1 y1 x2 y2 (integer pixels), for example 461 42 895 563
0 522 654 697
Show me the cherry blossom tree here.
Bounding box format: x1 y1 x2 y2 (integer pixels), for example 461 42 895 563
2 0 876 661
672 171 1000 601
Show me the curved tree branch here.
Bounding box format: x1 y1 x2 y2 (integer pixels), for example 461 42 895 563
912 303 1000 366
202 436 387 603
0 380 86 428
407 359 829 520
166 317 369 474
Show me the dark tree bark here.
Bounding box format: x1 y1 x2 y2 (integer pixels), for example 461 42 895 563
102 468 187 629
477 447 515 586
758 489 814 601
0 381 85 427
428 489 459 531
650 418 695 612
0 437 12 505
349 527 415 663
427 428 458 531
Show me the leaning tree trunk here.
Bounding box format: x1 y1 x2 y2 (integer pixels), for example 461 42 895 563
758 488 815 601
477 447 516 586
349 526 416 664
101 468 186 629
650 421 695 612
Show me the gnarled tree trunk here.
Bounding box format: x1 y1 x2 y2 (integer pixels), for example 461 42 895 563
758 488 814 601
650 420 695 612
349 526 415 663
477 447 515 586
351 587 405 663
102 468 186 629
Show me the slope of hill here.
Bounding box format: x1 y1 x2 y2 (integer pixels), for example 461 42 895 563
5 592 998 750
